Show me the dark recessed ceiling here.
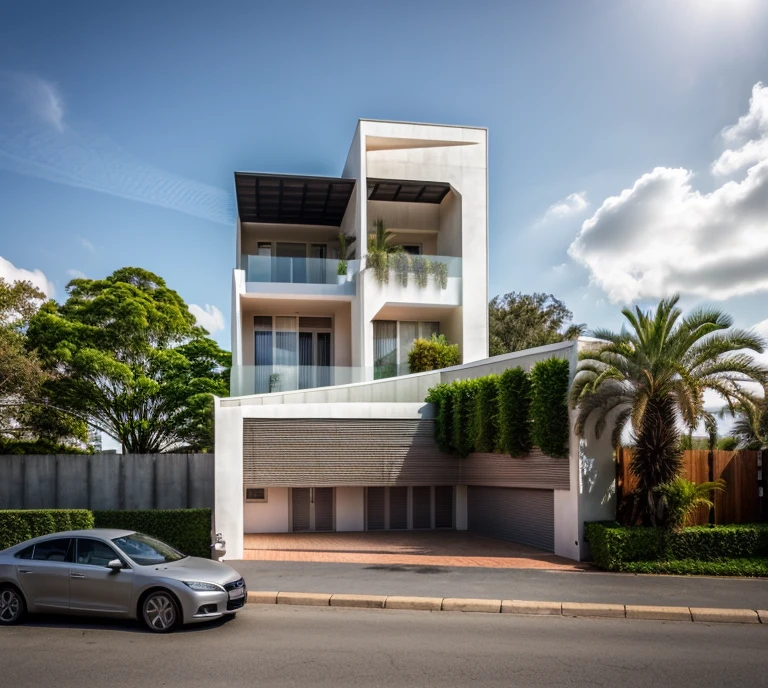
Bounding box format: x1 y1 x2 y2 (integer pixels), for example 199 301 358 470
235 173 356 226
367 178 451 204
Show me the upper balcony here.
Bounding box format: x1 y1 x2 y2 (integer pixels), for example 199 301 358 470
363 253 461 308
240 254 359 298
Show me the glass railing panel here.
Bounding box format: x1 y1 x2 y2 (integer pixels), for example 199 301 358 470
240 255 360 285
364 254 461 287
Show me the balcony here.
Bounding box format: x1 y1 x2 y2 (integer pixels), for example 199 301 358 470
241 255 360 297
364 254 462 307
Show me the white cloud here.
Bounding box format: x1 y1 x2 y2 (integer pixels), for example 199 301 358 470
541 191 589 222
0 255 54 297
189 303 225 334
0 70 233 225
569 82 768 303
66 269 87 279
78 237 95 254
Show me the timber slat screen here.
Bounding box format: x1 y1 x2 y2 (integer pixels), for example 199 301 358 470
617 448 764 524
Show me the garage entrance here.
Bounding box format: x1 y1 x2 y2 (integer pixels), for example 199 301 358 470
365 486 454 531
291 487 334 532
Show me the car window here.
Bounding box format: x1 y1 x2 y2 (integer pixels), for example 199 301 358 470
15 545 34 560
112 533 186 565
32 538 73 563
76 538 120 567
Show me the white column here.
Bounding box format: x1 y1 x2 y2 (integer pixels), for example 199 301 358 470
213 398 244 560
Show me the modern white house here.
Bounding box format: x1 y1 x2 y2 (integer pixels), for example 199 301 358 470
214 120 614 562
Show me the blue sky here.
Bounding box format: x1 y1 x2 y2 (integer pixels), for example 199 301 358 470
2 0 768 356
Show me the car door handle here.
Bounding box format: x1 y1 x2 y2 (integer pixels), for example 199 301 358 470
70 573 85 579
19 569 33 574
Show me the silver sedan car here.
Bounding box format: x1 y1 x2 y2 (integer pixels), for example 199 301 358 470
0 529 246 633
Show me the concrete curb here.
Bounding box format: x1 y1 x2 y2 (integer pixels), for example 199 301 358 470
246 591 767 625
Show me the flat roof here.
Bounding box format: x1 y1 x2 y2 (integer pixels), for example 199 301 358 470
367 178 451 204
235 172 356 226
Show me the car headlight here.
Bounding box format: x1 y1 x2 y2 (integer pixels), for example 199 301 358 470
183 581 224 592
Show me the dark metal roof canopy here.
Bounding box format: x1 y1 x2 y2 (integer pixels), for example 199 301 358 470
235 173 356 226
367 178 451 204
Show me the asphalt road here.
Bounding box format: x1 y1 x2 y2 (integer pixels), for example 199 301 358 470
232 560 768 609
2 606 766 687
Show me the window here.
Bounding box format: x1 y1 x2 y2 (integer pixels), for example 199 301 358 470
401 245 422 255
374 320 440 378
76 538 121 567
15 545 34 560
112 533 186 566
245 487 268 503
32 538 73 562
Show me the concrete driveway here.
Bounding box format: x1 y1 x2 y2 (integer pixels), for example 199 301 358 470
241 531 587 570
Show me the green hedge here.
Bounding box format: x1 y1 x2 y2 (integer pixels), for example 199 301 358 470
529 357 570 458
585 521 768 576
473 375 500 453
0 509 95 551
93 509 212 558
425 355 570 458
497 367 531 457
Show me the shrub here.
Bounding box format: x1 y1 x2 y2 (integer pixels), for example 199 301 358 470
473 375 500 453
620 558 768 577
529 357 570 458
497 368 532 457
451 379 479 457
716 436 739 451
430 260 449 289
0 509 95 551
584 521 768 572
655 477 725 530
93 509 212 558
412 255 430 287
426 383 453 453
392 251 410 287
409 334 461 373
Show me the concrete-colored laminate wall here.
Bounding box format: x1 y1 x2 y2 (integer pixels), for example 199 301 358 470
243 486 289 532
335 486 365 531
0 454 214 510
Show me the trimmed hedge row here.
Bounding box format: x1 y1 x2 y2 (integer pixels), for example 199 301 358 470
425 357 570 458
0 509 94 551
585 521 768 575
0 508 212 559
94 509 212 558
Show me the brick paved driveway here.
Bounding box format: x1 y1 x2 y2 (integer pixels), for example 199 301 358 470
242 531 587 570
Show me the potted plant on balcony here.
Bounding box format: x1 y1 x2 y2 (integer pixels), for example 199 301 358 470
337 232 355 284
367 218 401 284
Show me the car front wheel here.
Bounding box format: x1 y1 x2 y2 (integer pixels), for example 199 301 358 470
141 591 180 633
0 585 25 625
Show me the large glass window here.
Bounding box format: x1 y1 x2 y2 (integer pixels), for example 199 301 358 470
375 321 440 378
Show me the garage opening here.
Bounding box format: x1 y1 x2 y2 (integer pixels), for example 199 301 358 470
365 486 454 531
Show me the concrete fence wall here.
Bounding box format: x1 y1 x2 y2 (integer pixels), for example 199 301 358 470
0 453 214 511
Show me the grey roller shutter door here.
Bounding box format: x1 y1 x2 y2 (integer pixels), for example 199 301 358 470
366 487 385 530
467 486 554 551
314 488 334 532
434 486 454 529
389 487 408 529
412 486 431 529
292 488 311 532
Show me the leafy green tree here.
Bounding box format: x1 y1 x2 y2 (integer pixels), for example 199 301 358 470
571 295 767 525
489 292 584 356
26 267 230 453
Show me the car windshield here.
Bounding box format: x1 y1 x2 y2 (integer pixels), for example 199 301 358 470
111 533 187 566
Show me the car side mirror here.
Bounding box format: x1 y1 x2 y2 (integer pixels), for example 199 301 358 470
107 559 123 570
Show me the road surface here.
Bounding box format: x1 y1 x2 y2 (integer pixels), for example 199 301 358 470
1 605 765 687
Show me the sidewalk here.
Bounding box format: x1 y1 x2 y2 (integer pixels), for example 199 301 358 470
231 560 768 610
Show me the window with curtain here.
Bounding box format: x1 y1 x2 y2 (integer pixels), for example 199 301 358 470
275 316 298 390
254 316 273 393
373 321 398 379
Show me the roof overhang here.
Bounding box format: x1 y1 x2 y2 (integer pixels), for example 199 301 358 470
366 178 451 204
235 173 356 226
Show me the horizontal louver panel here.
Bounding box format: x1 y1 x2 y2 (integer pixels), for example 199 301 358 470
467 486 554 551
242 419 569 489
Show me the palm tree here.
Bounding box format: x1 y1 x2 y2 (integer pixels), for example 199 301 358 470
367 218 401 283
571 295 767 524
731 398 768 449
655 476 726 530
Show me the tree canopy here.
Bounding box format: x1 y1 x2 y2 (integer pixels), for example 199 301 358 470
571 295 767 524
26 267 230 453
489 292 584 356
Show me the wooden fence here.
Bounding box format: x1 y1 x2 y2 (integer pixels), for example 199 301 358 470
616 448 766 524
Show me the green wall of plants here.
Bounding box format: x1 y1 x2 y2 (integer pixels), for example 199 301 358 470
425 357 570 459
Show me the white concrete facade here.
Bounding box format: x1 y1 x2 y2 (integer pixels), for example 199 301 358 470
231 120 488 388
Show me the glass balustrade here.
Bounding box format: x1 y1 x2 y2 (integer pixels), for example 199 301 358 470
241 255 359 286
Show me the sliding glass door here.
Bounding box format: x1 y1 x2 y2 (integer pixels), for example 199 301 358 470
374 320 440 379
